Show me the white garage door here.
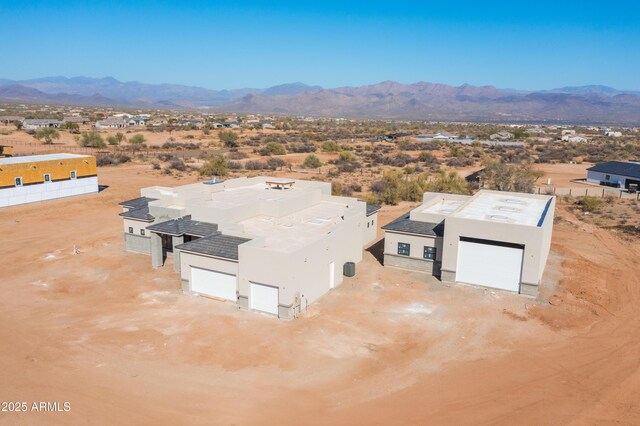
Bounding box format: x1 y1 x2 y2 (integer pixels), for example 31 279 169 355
456 239 524 292
250 282 279 315
191 267 237 301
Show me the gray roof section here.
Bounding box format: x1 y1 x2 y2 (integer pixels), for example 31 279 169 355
175 233 251 260
382 212 444 237
119 196 157 209
366 203 381 216
587 161 640 179
147 215 218 237
119 206 155 221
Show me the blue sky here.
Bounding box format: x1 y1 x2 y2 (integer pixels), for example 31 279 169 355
1 0 639 90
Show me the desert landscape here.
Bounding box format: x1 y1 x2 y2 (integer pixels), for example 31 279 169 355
0 163 638 425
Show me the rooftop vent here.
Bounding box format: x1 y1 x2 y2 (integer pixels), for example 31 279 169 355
503 198 526 205
497 205 520 212
203 176 225 185
490 214 510 221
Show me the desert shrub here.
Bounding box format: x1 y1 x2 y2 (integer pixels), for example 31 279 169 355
303 154 322 169
265 141 286 155
228 161 243 170
266 157 286 170
245 160 267 170
321 140 340 152
289 143 317 153
219 130 239 147
579 196 602 213
167 158 187 171
226 151 249 160
128 134 146 145
331 181 343 196
200 155 228 177
152 162 161 170
79 131 106 148
96 153 130 166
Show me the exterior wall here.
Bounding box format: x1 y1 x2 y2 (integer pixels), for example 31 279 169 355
122 218 149 236
364 212 378 245
124 233 151 254
0 176 98 208
383 231 442 275
440 199 554 292
237 210 364 318
0 156 97 188
180 252 239 296
586 170 627 187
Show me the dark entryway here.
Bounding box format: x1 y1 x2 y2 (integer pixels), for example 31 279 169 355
161 234 173 253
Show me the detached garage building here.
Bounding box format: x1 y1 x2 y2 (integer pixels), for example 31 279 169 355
383 190 555 296
120 177 379 319
586 161 640 189
0 153 98 208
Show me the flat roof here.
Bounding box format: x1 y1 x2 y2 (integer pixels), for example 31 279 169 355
0 153 92 165
205 183 302 209
422 199 466 216
453 192 551 226
238 200 347 253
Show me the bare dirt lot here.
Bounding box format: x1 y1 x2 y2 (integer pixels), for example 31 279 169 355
1 165 639 425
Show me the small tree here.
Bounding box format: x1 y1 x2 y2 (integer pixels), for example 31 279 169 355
303 154 322 169
61 122 80 133
265 141 286 155
114 132 126 145
106 135 118 146
34 128 60 144
128 134 146 145
78 132 106 148
200 155 229 177
321 140 340 152
427 170 470 194
219 130 238 148
332 181 343 196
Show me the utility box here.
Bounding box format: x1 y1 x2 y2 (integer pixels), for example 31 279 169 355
343 262 355 277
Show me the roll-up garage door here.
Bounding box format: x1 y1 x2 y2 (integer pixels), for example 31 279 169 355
250 282 279 315
191 267 237 301
455 238 524 292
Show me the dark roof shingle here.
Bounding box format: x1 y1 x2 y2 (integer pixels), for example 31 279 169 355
119 206 155 221
587 161 640 179
366 204 381 216
175 233 251 260
147 215 218 237
382 213 444 236
119 196 157 209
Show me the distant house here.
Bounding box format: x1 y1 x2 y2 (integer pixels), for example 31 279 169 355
262 123 275 130
95 117 127 129
221 121 240 128
150 119 167 127
22 119 61 130
211 122 224 129
62 116 90 124
128 117 149 126
561 135 588 143
376 132 409 142
561 129 576 136
586 161 640 189
433 132 456 140
604 130 622 137
489 132 514 140
0 116 25 125
177 119 204 127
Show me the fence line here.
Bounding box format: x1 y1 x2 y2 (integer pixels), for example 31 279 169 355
536 186 639 200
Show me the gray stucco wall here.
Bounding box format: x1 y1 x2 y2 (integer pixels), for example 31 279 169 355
384 253 440 275
383 231 442 276
364 212 379 245
124 233 151 254
586 170 627 186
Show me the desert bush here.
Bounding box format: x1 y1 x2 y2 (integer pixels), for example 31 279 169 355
303 154 322 169
78 131 106 148
331 181 343 196
128 134 146 145
321 140 340 152
579 196 602 213
265 141 287 155
96 153 130 166
245 160 267 170
226 151 249 160
200 155 228 177
219 130 239 147
228 161 243 170
266 157 287 170
166 158 187 171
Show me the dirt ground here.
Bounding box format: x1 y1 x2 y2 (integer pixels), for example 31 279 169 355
0 165 639 425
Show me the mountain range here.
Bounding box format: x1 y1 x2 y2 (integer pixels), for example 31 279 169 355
1 76 639 125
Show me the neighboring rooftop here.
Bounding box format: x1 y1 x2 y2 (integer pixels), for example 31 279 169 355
452 192 551 226
382 213 444 236
147 215 218 237
587 161 640 179
175 233 251 260
0 153 92 165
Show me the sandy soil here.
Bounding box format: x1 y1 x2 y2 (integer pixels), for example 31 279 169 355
533 163 592 188
0 165 639 425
